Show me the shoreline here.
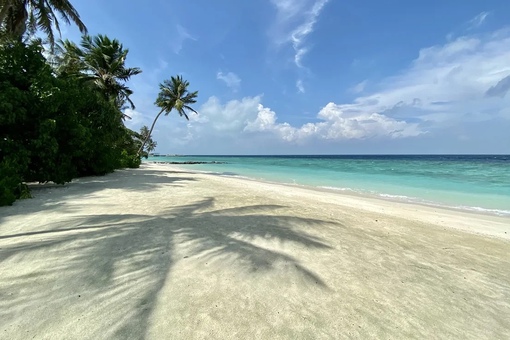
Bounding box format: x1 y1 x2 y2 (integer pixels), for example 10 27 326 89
145 163 510 240
143 160 510 218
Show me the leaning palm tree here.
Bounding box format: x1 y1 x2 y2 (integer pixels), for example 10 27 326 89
0 0 87 48
137 75 198 156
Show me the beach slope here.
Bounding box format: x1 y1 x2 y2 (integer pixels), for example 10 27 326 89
1 164 509 339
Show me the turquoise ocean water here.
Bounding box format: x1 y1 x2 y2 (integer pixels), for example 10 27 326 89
145 155 510 216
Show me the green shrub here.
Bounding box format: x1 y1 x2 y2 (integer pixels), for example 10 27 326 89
0 40 143 206
0 160 23 206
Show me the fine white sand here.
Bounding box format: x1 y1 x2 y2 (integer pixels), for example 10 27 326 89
1 163 509 339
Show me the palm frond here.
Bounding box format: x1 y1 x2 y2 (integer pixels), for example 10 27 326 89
1 0 87 50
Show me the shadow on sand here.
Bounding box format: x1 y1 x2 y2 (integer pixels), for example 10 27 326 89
0 167 199 220
0 169 336 339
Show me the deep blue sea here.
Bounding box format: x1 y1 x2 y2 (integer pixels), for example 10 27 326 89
145 155 510 216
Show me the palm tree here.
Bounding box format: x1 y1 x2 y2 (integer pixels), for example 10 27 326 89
0 0 87 48
146 139 157 154
52 35 141 112
79 34 142 110
139 125 157 156
137 75 198 156
51 39 84 75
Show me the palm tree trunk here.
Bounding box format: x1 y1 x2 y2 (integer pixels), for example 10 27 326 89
137 108 166 156
0 0 27 39
10 4 28 39
0 1 14 26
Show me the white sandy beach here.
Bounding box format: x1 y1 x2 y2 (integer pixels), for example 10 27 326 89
1 163 509 339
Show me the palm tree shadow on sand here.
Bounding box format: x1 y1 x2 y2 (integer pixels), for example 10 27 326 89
0 168 199 221
0 197 336 339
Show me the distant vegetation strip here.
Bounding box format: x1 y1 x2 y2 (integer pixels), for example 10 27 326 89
148 161 226 165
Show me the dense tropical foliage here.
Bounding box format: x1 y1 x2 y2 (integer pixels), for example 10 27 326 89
0 1 199 206
0 39 141 205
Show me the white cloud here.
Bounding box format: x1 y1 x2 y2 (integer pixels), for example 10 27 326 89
315 103 424 139
185 96 422 144
244 102 423 142
468 11 490 29
193 96 262 134
123 109 148 130
217 71 241 91
270 0 329 68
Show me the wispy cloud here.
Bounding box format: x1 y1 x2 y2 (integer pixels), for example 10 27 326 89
468 11 490 29
346 29 510 126
123 109 149 130
171 24 197 54
350 80 368 94
270 0 330 68
296 79 305 93
269 0 329 98
217 71 241 91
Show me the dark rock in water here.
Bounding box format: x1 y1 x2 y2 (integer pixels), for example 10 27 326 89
150 161 226 165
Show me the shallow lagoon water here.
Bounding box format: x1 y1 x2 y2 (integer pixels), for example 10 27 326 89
146 155 510 216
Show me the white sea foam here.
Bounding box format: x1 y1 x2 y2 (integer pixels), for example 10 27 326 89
321 185 510 216
376 192 510 216
319 186 356 192
378 193 415 200
451 205 510 217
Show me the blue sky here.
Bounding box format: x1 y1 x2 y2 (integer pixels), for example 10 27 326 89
64 0 510 154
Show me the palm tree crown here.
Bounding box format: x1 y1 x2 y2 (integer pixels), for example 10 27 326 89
156 75 198 119
0 0 87 48
53 34 142 111
79 35 142 109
